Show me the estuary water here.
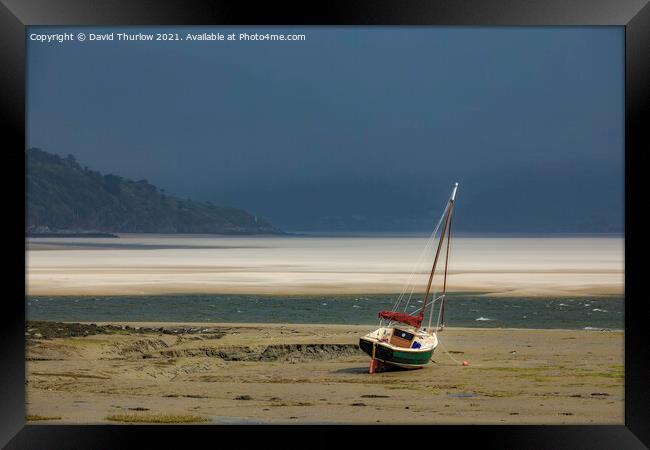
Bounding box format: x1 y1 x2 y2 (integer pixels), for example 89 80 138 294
26 293 624 330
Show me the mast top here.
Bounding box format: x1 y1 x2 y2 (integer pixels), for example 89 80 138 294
451 182 459 202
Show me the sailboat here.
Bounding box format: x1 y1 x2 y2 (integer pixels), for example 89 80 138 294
359 182 459 372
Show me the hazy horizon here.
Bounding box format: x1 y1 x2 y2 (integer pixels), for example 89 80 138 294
27 26 624 233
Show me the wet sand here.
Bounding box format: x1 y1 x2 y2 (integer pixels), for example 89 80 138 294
26 322 624 424
26 235 624 297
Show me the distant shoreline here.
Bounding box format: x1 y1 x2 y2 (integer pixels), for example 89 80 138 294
25 231 624 239
26 230 293 238
26 233 624 298
282 231 624 238
26 231 119 238
24 282 624 298
25 289 624 298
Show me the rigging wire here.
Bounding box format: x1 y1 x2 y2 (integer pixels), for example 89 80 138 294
392 225 438 313
391 203 449 315
436 215 454 330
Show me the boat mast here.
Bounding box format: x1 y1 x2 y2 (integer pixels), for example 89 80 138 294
426 208 451 331
421 183 458 330
439 200 454 330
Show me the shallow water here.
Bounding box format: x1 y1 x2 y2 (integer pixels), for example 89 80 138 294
26 293 623 330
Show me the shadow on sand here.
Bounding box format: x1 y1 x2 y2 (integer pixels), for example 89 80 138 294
335 365 414 375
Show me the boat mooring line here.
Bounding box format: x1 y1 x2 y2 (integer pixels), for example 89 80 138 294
435 339 476 367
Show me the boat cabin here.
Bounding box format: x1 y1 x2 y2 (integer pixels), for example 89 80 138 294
389 328 420 349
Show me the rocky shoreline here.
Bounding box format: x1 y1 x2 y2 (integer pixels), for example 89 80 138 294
25 321 361 362
25 321 226 340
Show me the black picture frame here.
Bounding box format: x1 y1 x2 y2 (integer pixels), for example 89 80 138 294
2 0 648 447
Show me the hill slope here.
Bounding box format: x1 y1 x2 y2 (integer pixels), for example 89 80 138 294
26 148 279 234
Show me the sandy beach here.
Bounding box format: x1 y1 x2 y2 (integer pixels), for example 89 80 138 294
25 322 624 424
25 235 624 297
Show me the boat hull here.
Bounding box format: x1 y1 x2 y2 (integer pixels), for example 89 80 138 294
359 337 434 369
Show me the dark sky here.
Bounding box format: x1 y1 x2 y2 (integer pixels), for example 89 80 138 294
27 26 623 233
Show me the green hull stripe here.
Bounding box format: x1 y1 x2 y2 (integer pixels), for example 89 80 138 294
387 349 433 365
359 338 433 366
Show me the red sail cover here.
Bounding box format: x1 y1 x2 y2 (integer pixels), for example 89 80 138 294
378 310 423 328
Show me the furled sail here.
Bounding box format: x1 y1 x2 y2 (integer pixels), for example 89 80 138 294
377 310 423 328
